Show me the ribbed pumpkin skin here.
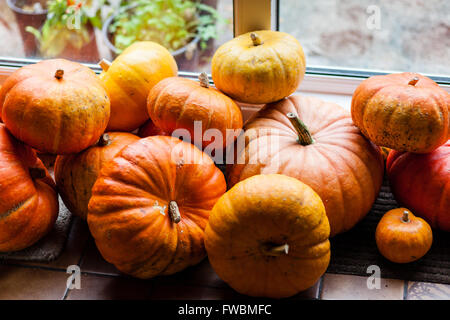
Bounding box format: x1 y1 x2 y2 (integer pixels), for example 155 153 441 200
0 124 59 252
0 59 110 154
228 95 384 237
101 41 178 132
87 136 227 279
54 132 140 220
211 30 305 104
147 77 243 149
351 73 449 153
386 142 450 231
205 174 330 298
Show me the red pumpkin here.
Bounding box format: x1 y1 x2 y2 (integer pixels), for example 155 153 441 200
387 141 450 231
0 124 59 252
137 120 168 138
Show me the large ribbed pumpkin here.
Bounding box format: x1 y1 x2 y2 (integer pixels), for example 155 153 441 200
351 73 449 153
228 95 384 237
54 132 140 220
211 30 305 104
87 136 226 278
386 141 449 231
205 174 330 298
147 73 243 149
0 59 110 154
100 41 178 132
0 124 59 252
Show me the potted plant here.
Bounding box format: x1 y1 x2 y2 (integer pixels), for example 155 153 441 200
6 0 48 56
25 0 104 62
102 0 226 70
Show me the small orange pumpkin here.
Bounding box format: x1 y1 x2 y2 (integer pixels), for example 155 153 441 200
54 132 140 220
205 174 330 298
375 208 433 263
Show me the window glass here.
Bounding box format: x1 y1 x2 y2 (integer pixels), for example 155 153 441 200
280 0 450 77
0 0 233 72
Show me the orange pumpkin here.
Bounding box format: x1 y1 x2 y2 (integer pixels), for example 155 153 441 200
54 132 140 220
228 95 384 237
0 124 59 252
87 136 227 278
351 73 449 153
376 208 433 263
100 41 178 132
0 59 110 155
138 120 168 138
147 73 243 150
205 174 330 298
212 30 306 104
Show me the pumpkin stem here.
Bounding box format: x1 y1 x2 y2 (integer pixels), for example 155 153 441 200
250 33 263 46
408 77 419 86
169 201 181 224
402 210 410 223
29 167 46 180
262 243 289 256
287 113 314 145
99 59 111 72
98 133 112 147
199 72 209 88
54 69 64 80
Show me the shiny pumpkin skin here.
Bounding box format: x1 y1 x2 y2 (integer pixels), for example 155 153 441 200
87 136 227 278
205 174 330 298
147 76 243 149
101 41 178 132
351 72 449 153
0 124 59 252
375 208 433 263
0 59 110 154
386 142 450 231
54 132 140 220
228 95 384 237
211 30 306 104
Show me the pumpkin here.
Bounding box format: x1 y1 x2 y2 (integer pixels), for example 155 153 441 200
228 95 384 237
205 174 330 298
100 41 178 132
138 120 168 138
211 30 306 104
375 208 433 263
386 141 450 231
380 146 392 162
54 132 140 220
0 59 110 155
87 136 227 278
0 124 59 252
351 73 449 153
147 73 243 149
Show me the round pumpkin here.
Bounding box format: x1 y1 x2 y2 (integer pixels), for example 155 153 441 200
376 208 433 263
211 30 306 104
228 95 384 237
0 123 59 252
138 120 168 138
54 132 140 220
0 59 110 155
351 72 449 153
205 174 330 298
100 41 178 132
386 141 449 231
87 136 227 278
147 73 243 149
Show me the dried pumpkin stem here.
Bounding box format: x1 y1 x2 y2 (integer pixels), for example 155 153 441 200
263 244 289 256
99 59 111 72
199 72 209 88
408 77 419 86
54 69 64 80
98 133 112 147
29 167 46 180
287 113 314 145
169 201 181 224
402 210 410 223
250 33 263 46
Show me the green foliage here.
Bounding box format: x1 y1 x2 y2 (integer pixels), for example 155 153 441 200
110 0 228 53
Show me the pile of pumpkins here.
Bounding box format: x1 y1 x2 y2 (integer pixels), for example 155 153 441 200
0 30 448 299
